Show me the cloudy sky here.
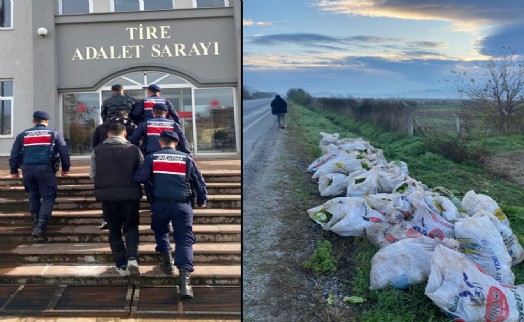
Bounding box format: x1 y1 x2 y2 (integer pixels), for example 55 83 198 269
243 0 524 98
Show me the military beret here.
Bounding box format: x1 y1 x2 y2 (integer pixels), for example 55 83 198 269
153 103 168 111
33 111 50 120
148 84 161 92
160 130 179 142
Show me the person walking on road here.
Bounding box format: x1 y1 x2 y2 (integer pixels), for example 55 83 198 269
9 111 71 242
134 130 208 299
90 122 144 277
271 95 288 129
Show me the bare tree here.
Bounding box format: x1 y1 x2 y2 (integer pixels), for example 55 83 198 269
452 48 524 134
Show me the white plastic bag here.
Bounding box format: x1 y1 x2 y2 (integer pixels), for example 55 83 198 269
409 199 455 240
319 132 339 153
472 210 524 266
366 220 423 249
318 173 348 197
454 216 514 285
426 244 524 322
346 169 379 196
369 236 441 290
312 153 363 179
307 197 385 237
462 190 509 227
364 193 412 220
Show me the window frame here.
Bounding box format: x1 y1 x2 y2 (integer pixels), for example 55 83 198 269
111 0 176 12
0 79 14 138
58 0 93 15
0 0 14 30
193 0 229 8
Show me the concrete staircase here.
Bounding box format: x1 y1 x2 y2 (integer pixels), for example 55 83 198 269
0 164 241 319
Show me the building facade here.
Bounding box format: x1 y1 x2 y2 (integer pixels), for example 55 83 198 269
0 0 241 156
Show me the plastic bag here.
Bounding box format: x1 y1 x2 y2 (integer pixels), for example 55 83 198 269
462 190 509 227
370 236 442 290
346 169 379 196
366 220 423 249
471 210 524 266
454 216 514 285
409 199 455 240
307 197 385 237
312 153 363 179
426 244 524 322
364 193 412 220
318 173 348 197
319 132 339 153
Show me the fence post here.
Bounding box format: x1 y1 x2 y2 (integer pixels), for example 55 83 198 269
403 102 414 136
453 113 461 138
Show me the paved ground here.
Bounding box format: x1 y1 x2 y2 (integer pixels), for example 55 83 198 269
0 155 240 177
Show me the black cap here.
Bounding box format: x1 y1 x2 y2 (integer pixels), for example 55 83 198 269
153 103 168 111
148 84 161 92
160 130 179 142
33 111 50 120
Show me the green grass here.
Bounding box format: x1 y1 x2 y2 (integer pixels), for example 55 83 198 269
288 102 524 322
303 239 337 275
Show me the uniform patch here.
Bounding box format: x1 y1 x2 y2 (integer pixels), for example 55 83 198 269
24 130 52 146
144 98 166 111
147 121 173 135
153 159 186 176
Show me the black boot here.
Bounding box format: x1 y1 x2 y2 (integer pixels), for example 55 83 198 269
179 269 193 299
30 214 39 230
160 252 174 275
32 218 48 242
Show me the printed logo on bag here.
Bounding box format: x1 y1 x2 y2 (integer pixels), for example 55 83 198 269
485 286 509 322
494 209 508 222
428 228 444 240
509 288 524 321
24 130 52 146
446 295 464 314
406 228 423 238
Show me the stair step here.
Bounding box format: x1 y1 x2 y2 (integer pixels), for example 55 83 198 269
0 182 241 197
0 224 241 243
0 263 240 286
0 170 241 186
0 209 242 226
0 242 241 265
0 195 241 212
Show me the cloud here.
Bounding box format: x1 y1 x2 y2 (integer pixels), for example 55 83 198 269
243 18 274 27
314 0 524 28
247 33 448 53
477 24 524 56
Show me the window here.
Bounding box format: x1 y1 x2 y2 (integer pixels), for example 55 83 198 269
0 0 12 29
196 0 227 8
62 93 100 154
60 0 91 14
114 0 140 12
144 0 173 11
0 80 13 137
194 88 236 153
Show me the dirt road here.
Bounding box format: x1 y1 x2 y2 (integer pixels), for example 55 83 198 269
243 100 356 321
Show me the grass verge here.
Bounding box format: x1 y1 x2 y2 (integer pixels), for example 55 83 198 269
287 102 524 321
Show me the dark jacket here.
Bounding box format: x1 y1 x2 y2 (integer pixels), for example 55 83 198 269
9 124 71 174
101 94 135 121
127 116 191 155
92 115 137 148
131 95 181 125
271 95 288 115
134 147 208 205
90 137 143 201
